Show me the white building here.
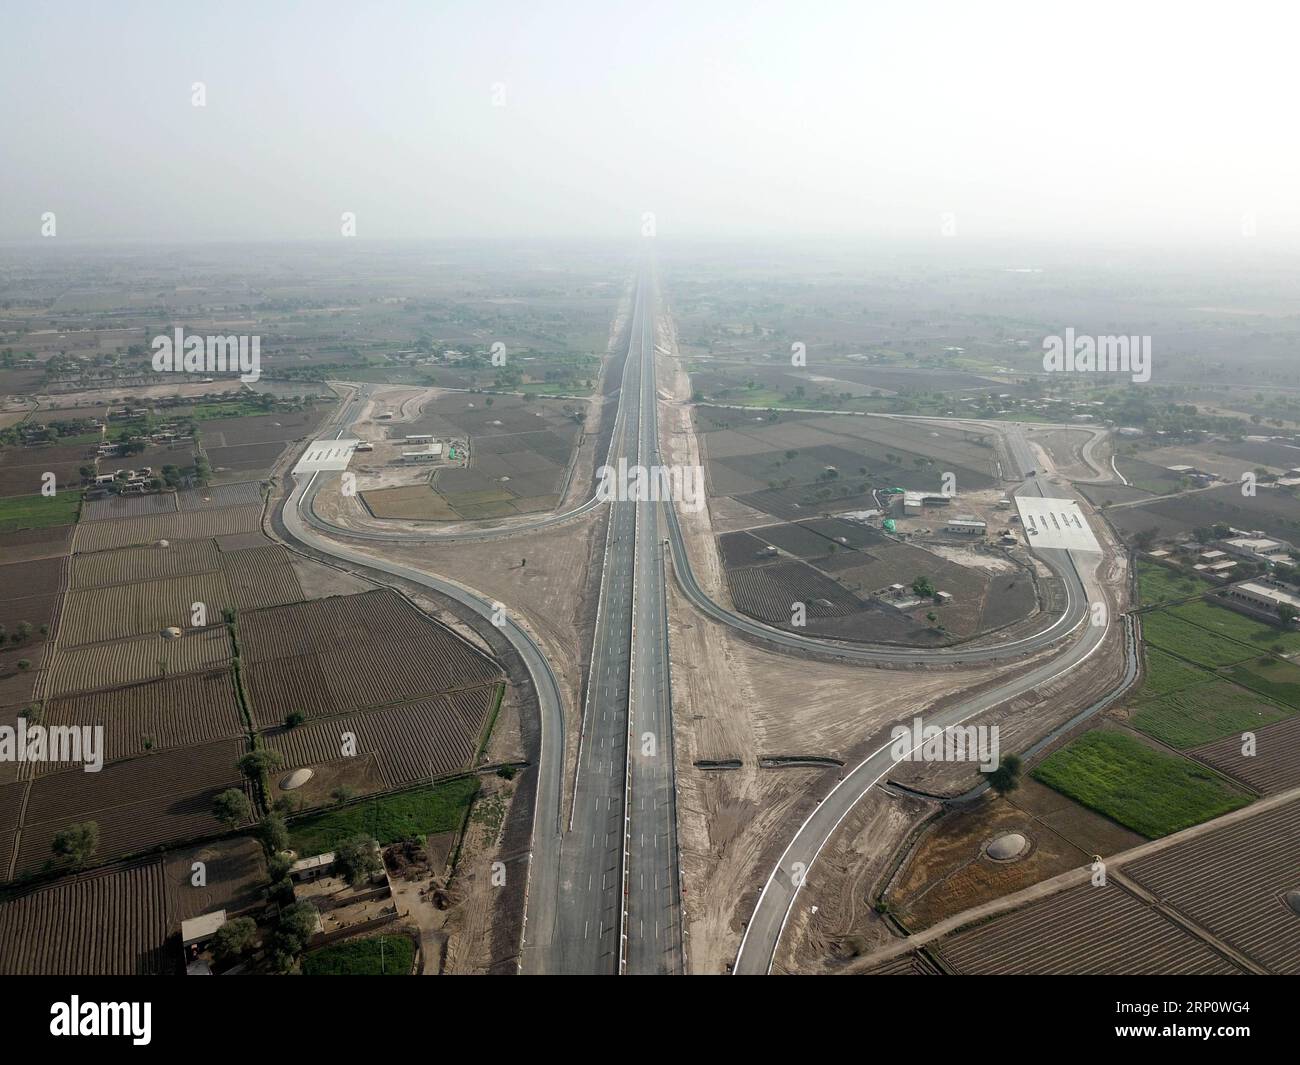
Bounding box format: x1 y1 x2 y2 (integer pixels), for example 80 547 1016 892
1219 536 1293 566
1225 581 1300 619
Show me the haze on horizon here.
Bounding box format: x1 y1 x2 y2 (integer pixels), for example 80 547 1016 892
2 0 1298 248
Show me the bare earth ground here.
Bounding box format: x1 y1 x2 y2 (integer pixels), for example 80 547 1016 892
773 787 935 973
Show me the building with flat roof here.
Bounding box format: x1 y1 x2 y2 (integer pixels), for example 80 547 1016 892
403 442 444 464
943 517 986 536
1219 535 1293 566
1225 581 1300 619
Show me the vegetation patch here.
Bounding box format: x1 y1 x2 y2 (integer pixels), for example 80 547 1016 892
0 492 82 533
1032 730 1251 838
302 933 415 975
1141 610 1258 668
1130 680 1294 749
287 777 479 856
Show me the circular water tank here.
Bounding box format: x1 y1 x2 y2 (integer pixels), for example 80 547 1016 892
161 626 183 639
281 768 314 791
1286 889 1300 917
986 832 1029 861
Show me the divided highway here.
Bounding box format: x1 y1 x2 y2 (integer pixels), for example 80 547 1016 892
283 260 1114 977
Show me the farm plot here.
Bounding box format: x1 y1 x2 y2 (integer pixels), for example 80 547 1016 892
1169 598 1300 655
361 485 458 521
1126 797 1300 973
205 441 292 477
0 780 24 875
43 669 244 768
71 538 223 588
1130 680 1294 749
73 504 262 552
238 590 501 724
0 444 89 498
1032 729 1252 838
266 685 497 789
1192 715 1300 794
0 524 74 563
728 560 862 620
221 543 304 610
1140 610 1259 668
1138 647 1217 698
0 555 66 601
81 493 179 522
935 882 1241 975
0 491 82 534
1223 658 1300 710
45 627 231 696
1108 483 1300 545
58 572 232 646
176 480 262 510
0 860 171 974
199 409 323 447
13 738 250 878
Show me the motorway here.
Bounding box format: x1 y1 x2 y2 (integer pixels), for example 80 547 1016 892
283 261 1114 976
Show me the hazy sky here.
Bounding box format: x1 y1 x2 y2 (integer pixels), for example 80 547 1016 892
3 0 1298 245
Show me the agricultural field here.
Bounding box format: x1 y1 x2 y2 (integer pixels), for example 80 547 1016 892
1167 598 1300 654
1108 483 1300 545
1135 560 1204 606
0 860 171 974
43 669 245 768
81 492 179 522
0 523 74 563
44 626 232 697
0 441 91 498
1139 647 1218 697
719 519 1035 646
57 542 303 646
1139 610 1260 668
11 738 251 879
934 882 1241 975
302 933 416 975
72 504 263 552
238 589 501 726
1129 680 1294 749
1223 657 1300 709
0 491 82 533
286 776 480 857
1126 797 1300 973
1031 729 1252 838
1192 714 1300 794
265 684 499 793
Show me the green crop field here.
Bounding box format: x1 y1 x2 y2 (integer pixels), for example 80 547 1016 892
1130 679 1294 749
287 776 479 856
1138 647 1217 698
1032 730 1252 838
1136 561 1203 607
1141 610 1259 668
1223 658 1300 710
302 934 415 975
1168 599 1300 654
0 491 82 533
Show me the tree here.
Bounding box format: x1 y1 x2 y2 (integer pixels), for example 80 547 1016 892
1280 603 1299 626
911 575 936 599
277 901 319 953
284 710 306 729
333 835 382 886
985 754 1023 795
52 821 99 867
212 788 252 828
238 749 283 780
259 813 289 854
212 917 258 963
